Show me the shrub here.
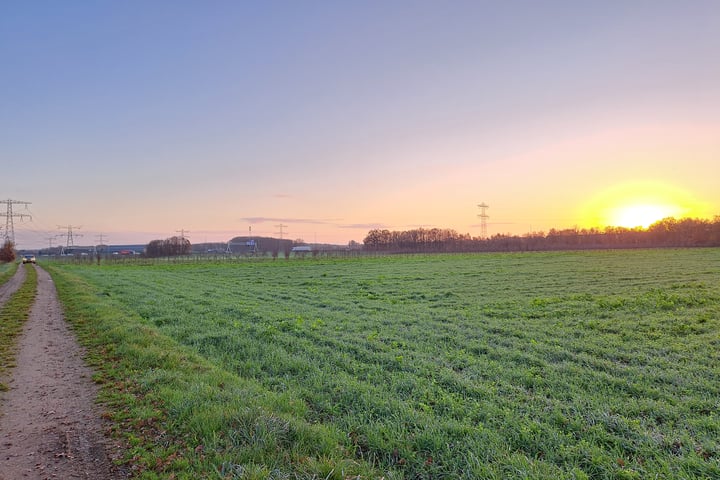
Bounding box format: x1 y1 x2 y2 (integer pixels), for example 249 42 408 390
0 240 16 263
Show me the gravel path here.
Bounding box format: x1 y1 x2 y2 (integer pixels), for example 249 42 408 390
0 265 126 479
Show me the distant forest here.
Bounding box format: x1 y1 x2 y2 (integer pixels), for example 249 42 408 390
362 217 720 253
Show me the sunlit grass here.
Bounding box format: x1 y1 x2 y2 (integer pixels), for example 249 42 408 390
48 264 381 479
48 249 720 478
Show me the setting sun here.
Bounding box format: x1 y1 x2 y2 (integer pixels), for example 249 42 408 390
579 180 709 230
609 203 681 229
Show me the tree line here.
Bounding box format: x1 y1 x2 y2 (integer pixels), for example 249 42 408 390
363 217 720 253
145 236 192 257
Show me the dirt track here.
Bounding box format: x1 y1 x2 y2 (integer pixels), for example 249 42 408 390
0 265 126 479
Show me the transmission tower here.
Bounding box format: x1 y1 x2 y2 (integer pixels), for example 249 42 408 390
1 199 31 244
477 202 490 239
275 223 287 240
95 233 108 254
58 225 82 254
176 229 190 241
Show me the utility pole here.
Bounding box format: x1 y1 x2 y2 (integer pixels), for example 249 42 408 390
0 199 31 244
275 223 287 240
248 225 257 254
45 236 57 254
477 202 490 239
58 225 82 255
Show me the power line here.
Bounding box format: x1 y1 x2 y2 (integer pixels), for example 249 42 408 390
10 206 58 249
1 199 32 244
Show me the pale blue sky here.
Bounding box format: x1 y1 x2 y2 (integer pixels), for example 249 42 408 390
2 1 719 248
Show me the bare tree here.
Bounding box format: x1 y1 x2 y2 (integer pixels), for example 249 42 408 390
0 240 16 263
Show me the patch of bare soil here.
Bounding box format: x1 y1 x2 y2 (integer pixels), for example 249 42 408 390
0 266 127 479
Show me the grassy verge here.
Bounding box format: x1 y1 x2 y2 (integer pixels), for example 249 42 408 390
0 264 37 391
47 265 384 479
0 261 18 285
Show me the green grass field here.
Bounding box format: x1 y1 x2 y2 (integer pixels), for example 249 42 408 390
46 249 720 479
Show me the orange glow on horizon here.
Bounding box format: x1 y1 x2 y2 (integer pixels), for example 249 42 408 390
579 180 709 230
609 203 682 229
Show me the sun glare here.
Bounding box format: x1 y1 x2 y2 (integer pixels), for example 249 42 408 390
579 180 707 230
610 203 680 229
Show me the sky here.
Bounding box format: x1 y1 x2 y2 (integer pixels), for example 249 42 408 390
2 1 719 249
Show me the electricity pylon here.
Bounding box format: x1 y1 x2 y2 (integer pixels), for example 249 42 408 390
477 203 490 239
1 199 31 244
58 225 82 254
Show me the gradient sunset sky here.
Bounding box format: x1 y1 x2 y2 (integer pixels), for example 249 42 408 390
2 1 719 249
